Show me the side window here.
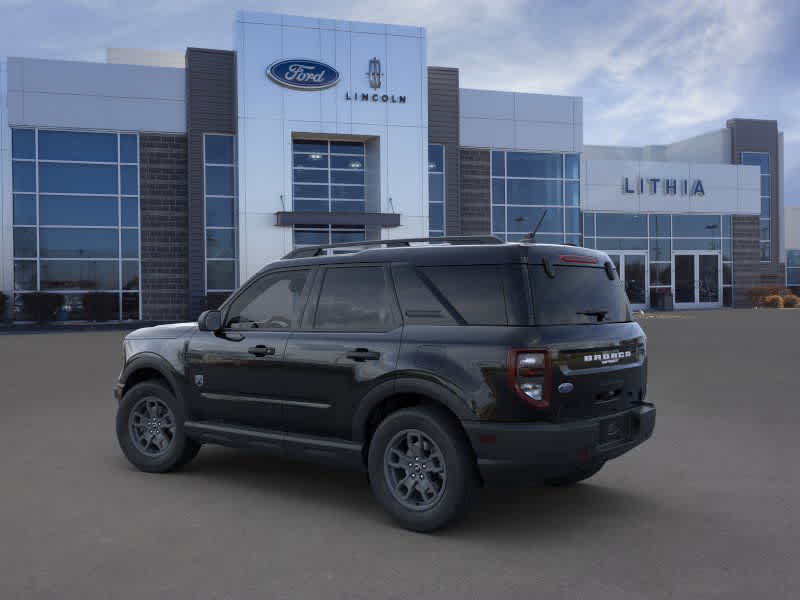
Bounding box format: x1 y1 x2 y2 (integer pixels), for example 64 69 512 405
420 265 508 325
392 265 456 325
314 266 394 331
226 269 310 329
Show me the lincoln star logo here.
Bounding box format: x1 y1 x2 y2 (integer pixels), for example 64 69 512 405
583 350 632 365
194 374 204 387
267 59 341 90
367 57 382 89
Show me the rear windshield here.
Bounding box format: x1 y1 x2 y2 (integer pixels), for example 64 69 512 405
529 265 631 326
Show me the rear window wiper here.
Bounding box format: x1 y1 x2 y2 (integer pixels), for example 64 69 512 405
576 310 609 322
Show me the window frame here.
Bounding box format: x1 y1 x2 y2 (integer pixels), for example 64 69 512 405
305 263 401 333
204 133 239 294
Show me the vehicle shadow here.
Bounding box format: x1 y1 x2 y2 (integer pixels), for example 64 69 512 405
165 446 667 537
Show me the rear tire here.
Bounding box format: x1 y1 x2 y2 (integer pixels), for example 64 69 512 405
543 460 605 486
116 381 200 473
368 406 477 532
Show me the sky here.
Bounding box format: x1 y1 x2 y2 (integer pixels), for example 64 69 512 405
1 0 798 205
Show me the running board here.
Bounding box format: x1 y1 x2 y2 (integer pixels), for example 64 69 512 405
184 421 364 470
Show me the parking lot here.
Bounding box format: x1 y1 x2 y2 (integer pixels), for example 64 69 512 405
1 309 799 599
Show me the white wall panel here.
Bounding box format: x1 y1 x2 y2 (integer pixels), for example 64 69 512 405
460 89 514 119
459 117 514 149
0 59 10 295
349 32 388 126
514 121 574 152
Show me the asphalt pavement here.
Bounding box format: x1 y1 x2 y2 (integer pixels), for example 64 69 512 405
1 309 798 599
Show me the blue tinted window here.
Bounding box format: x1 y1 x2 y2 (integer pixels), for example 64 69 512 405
761 197 770 219
722 238 732 261
649 214 671 237
429 173 444 204
565 154 580 179
759 220 770 240
583 213 595 236
294 184 329 199
14 261 37 291
491 151 505 177
332 201 366 213
595 213 647 237
122 229 139 258
429 203 444 231
122 261 139 290
121 198 139 226
207 260 236 290
332 170 364 185
293 140 328 154
787 250 800 268
507 180 562 205
331 229 366 243
13 227 37 258
760 242 770 261
12 129 35 159
120 135 138 163
294 229 329 245
206 166 235 195
330 141 364 155
12 161 36 192
294 199 328 212
206 197 234 227
492 179 505 205
596 238 648 251
673 238 721 251
121 165 138 195
39 163 118 194
565 207 580 233
331 156 362 169
428 145 444 172
38 131 117 162
294 153 329 168
294 169 328 184
760 175 770 197
649 238 671 261
565 181 579 206
40 195 118 226
507 206 563 233
741 152 769 174
40 228 118 258
13 194 36 225
205 135 234 164
206 229 236 258
331 185 364 200
673 214 721 237
721 215 732 237
507 153 562 178
40 260 119 291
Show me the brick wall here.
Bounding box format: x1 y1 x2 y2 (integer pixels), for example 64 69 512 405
732 215 787 307
139 134 189 321
459 149 490 235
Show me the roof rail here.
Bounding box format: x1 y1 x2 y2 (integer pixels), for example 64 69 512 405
282 235 503 259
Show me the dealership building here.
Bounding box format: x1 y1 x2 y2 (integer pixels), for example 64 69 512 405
0 10 795 321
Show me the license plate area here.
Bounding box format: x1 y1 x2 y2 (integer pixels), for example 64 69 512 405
598 414 630 446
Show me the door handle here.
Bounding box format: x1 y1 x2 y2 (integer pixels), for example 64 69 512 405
248 345 276 357
346 348 381 361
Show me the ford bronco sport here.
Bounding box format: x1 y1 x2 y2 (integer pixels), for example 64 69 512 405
114 236 655 532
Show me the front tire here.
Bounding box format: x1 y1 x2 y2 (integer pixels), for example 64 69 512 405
368 406 477 532
116 381 200 473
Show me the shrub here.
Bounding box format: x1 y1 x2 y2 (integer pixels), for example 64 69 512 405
747 287 791 307
22 293 64 324
762 295 784 309
83 292 118 322
782 294 799 308
0 291 7 321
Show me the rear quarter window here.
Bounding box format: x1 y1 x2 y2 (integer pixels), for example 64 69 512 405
529 265 631 326
420 265 508 325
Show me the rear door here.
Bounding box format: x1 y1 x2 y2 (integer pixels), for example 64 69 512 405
282 264 402 439
186 267 314 431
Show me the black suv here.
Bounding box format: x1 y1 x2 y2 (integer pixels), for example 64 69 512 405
114 236 655 531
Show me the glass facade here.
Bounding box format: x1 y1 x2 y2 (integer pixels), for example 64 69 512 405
583 212 734 307
787 250 800 287
742 152 770 261
11 128 141 320
291 139 366 249
491 150 580 245
428 144 444 236
204 134 238 293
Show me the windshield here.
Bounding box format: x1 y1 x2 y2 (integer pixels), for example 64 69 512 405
528 265 632 326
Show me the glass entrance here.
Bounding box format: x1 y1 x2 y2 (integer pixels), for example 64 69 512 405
672 252 721 308
607 253 648 309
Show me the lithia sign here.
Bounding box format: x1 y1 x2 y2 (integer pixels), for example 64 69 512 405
267 57 406 103
623 176 705 196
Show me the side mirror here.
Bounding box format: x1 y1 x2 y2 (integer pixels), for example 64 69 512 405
198 309 222 332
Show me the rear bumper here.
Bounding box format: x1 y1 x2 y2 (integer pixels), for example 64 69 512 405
463 404 655 483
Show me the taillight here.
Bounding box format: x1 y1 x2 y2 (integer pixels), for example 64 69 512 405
508 349 551 409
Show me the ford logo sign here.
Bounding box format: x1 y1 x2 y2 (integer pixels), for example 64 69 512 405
267 59 340 90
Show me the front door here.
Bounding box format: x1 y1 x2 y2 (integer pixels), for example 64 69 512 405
672 252 721 309
186 267 315 430
607 252 648 310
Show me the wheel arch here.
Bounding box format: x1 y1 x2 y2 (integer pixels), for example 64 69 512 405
120 353 184 404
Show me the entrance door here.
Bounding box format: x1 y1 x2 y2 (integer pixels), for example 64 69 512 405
672 252 721 309
607 253 648 310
